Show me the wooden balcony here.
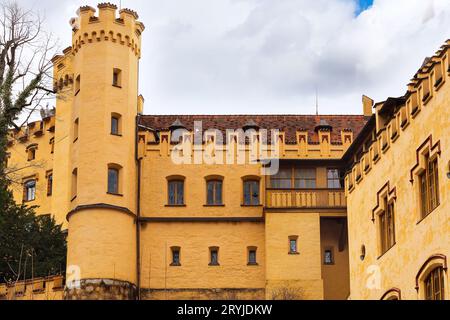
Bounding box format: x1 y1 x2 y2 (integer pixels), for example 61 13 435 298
265 188 346 209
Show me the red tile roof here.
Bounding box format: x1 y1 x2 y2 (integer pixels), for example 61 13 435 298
139 114 369 144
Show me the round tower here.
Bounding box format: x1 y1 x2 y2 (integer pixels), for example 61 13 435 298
63 3 145 300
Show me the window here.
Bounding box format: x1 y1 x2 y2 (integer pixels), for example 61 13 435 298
50 138 54 154
379 197 395 255
327 169 341 189
112 68 122 87
248 247 257 265
170 247 181 266
111 114 121 135
107 166 120 195
209 247 219 266
206 179 223 205
294 168 316 188
243 180 260 205
27 146 36 161
270 167 316 189
23 180 36 202
419 154 440 218
168 180 184 205
324 248 334 265
74 75 80 94
270 168 291 188
424 267 445 300
73 118 79 142
289 236 298 254
71 168 78 200
47 173 53 196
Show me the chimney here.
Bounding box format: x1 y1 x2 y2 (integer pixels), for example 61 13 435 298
362 95 374 117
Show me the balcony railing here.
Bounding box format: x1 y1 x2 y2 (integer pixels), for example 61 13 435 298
265 188 346 209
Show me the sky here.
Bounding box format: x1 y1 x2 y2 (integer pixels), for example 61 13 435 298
16 0 450 116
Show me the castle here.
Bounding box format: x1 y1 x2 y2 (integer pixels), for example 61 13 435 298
1 4 448 300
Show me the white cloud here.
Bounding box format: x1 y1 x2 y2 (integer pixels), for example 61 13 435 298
17 0 450 115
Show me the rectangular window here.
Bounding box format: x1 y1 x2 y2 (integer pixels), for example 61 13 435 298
289 236 298 254
73 119 79 142
243 180 260 205
111 117 119 135
113 68 122 87
168 180 184 205
270 168 292 188
71 169 78 200
27 148 36 161
248 247 257 265
324 248 334 265
294 168 316 188
379 197 395 255
171 247 181 266
23 180 36 202
108 168 119 194
207 180 223 205
327 169 341 189
209 247 219 266
419 155 440 218
47 174 53 196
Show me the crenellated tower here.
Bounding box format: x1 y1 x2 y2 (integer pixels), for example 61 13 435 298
53 3 145 300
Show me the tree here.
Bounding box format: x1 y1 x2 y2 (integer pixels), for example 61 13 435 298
0 1 55 182
0 192 66 283
0 1 65 284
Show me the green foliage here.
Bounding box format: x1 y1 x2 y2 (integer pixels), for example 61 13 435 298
0 190 67 283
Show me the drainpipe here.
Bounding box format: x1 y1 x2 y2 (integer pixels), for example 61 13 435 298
135 114 142 300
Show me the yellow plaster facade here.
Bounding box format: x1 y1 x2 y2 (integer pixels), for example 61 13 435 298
2 4 448 301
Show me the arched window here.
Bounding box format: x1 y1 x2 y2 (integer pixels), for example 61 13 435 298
107 164 122 195
206 176 223 205
424 267 445 300
167 177 184 205
243 179 260 205
23 180 36 202
416 254 447 300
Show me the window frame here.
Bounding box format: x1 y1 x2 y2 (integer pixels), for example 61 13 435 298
46 172 53 196
327 168 342 189
205 177 224 206
243 179 260 206
270 166 317 189
170 246 181 266
23 179 36 202
419 154 440 219
111 114 121 136
247 246 258 265
288 235 299 254
112 68 122 88
378 196 396 256
107 164 122 196
424 267 445 300
167 178 185 206
209 247 220 266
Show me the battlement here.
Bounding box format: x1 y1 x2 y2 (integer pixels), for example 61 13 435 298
70 4 145 58
0 275 64 300
344 40 450 194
